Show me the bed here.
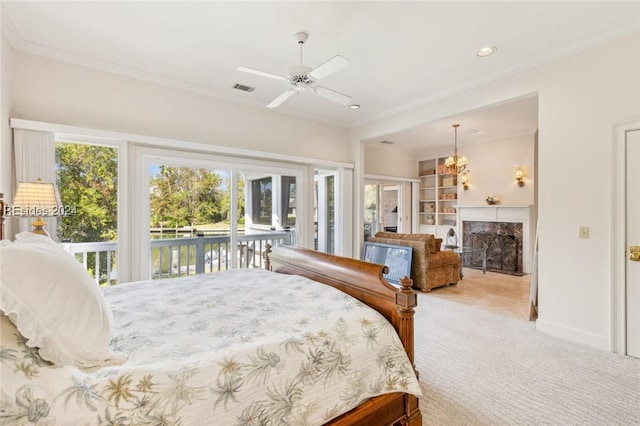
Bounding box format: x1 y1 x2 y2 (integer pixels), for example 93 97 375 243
0 232 422 425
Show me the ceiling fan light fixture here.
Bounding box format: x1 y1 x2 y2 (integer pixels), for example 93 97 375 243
476 46 497 57
237 32 352 109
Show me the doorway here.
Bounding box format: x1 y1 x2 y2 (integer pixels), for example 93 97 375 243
364 181 403 242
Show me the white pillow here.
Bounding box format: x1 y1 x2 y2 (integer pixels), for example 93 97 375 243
0 232 126 368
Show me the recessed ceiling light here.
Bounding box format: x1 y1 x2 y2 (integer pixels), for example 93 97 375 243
349 104 360 109
476 46 497 57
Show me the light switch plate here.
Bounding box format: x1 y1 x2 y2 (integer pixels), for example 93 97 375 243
579 226 589 239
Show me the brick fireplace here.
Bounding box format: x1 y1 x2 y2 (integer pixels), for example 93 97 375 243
457 206 535 274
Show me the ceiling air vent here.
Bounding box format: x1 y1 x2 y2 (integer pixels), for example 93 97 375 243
380 140 395 145
233 83 255 92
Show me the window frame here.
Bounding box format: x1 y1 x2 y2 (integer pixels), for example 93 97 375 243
55 133 129 280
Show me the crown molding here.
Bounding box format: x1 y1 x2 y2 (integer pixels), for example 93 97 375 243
2 3 350 129
1 7 20 48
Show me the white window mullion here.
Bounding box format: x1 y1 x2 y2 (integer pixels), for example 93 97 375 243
337 167 353 256
230 167 239 270
272 175 281 228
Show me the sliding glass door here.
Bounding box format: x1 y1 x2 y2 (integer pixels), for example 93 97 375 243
131 146 306 280
315 169 336 253
148 164 232 278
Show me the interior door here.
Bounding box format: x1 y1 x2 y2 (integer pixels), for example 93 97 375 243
626 129 640 358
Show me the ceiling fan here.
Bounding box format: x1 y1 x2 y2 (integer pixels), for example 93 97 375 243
237 32 352 109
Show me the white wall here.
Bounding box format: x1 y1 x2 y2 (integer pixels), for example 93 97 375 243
533 34 639 349
364 144 417 178
414 134 536 207
353 32 640 351
1 35 13 236
363 146 418 233
8 51 351 164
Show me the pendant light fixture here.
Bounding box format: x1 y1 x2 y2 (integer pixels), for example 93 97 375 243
444 124 468 177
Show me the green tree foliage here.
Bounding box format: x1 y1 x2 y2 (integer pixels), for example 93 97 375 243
150 167 239 228
56 142 118 243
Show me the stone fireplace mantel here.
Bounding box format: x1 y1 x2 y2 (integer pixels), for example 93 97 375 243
457 205 536 274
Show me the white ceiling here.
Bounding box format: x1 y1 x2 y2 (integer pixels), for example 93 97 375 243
2 1 639 152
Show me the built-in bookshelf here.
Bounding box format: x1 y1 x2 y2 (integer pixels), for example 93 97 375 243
418 158 459 240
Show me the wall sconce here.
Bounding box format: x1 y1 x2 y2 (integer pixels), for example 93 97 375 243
460 173 469 190
515 168 525 187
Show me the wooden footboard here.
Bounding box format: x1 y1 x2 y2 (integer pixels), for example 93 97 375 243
265 245 422 426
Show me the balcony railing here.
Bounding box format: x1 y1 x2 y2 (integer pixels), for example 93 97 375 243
65 230 294 285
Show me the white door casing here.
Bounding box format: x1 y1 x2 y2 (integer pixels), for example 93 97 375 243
612 121 640 356
625 128 640 358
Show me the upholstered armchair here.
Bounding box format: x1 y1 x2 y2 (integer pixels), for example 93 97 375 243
367 231 460 291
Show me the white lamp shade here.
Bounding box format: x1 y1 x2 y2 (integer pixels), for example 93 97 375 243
12 179 62 217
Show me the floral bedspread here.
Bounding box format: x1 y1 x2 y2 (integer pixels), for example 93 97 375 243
0 268 420 425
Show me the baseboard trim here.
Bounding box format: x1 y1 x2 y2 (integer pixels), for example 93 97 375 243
536 319 610 351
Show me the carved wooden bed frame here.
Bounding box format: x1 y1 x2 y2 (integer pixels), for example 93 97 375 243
265 245 422 426
0 203 421 424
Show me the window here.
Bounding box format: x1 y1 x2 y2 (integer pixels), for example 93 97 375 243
148 164 233 278
55 141 119 284
251 177 272 225
12 121 351 281
282 176 296 227
132 146 306 280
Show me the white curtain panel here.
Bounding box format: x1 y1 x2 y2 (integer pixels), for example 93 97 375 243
13 128 57 237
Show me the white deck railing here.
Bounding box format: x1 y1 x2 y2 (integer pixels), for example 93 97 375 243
65 231 294 285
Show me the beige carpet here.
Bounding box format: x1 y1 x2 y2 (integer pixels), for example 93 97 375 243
414 294 640 425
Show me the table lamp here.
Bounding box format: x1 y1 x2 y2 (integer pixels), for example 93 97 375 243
12 178 62 238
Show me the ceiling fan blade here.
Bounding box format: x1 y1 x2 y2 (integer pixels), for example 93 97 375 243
309 55 350 80
313 86 353 106
237 67 286 81
266 90 297 108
